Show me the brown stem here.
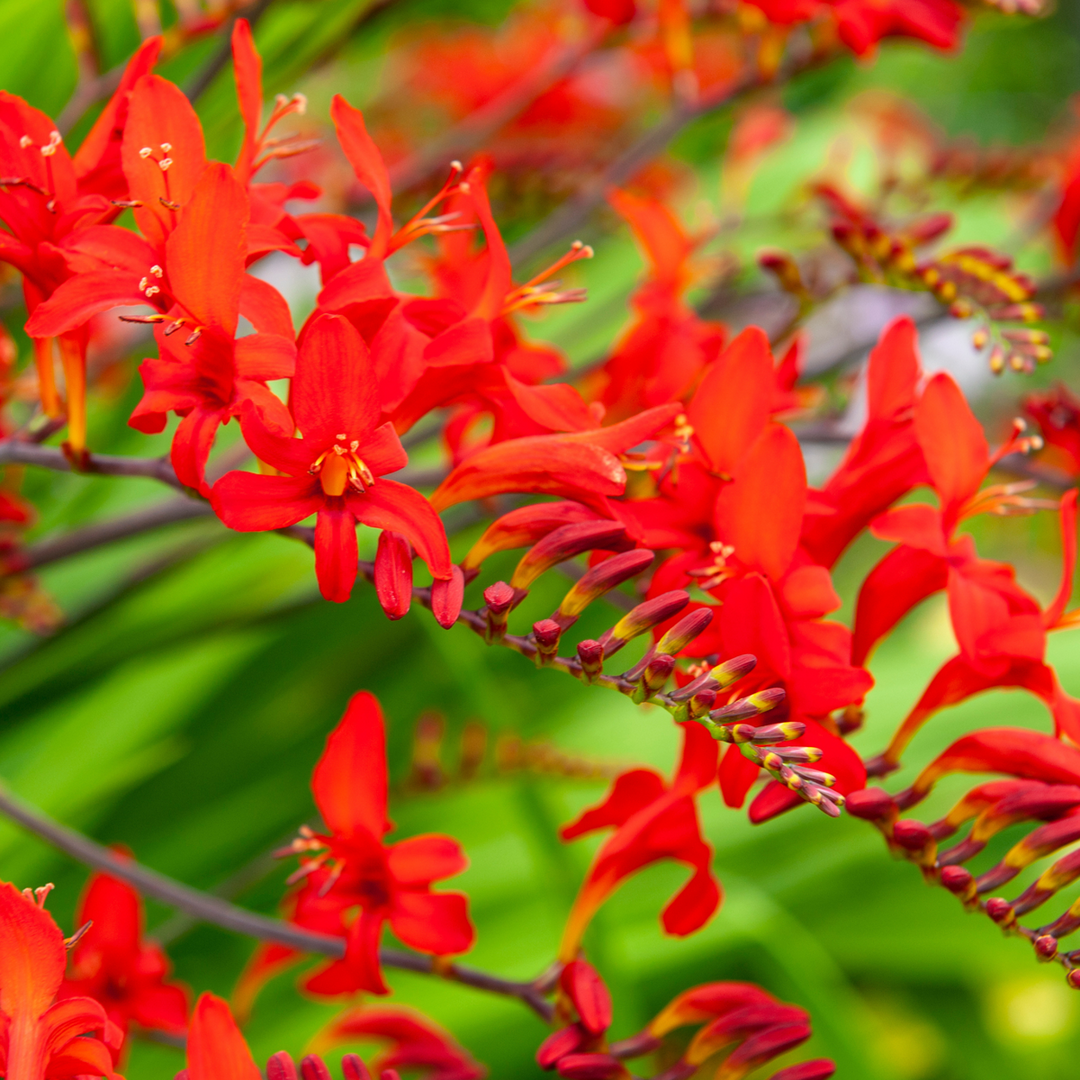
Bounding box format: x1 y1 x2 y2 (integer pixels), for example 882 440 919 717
0 441 184 490
0 783 554 1020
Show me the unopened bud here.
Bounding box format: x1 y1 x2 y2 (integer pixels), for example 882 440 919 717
341 1056 371 1080
300 1056 332 1080
537 1024 589 1069
511 522 628 589
374 531 413 620
892 819 933 851
709 686 785 723
1034 934 1059 961
845 788 896 821
631 654 675 703
556 549 654 626
484 580 515 642
989 343 1006 374
1068 969 1080 990
748 721 805 743
758 249 807 295
791 765 836 786
267 1054 298 1080
534 619 562 665
769 1060 837 1080
939 865 975 898
985 897 1015 927
687 688 716 720
655 607 714 655
556 1053 625 1079
430 566 464 629
576 639 603 681
710 653 757 688
600 591 690 656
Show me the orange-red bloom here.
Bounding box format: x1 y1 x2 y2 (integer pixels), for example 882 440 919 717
212 314 450 603
0 881 121 1080
60 868 188 1049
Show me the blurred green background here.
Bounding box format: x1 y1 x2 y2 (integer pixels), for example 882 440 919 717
2 2 1080 1079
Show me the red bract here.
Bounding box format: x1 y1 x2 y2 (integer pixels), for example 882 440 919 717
270 692 473 996
0 881 120 1080
212 314 451 603
61 866 189 1048
558 721 721 960
310 1005 485 1080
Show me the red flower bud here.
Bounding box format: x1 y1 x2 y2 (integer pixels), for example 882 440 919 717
557 1053 624 1079
340 1055 371 1080
655 608 714 656
577 639 604 680
267 1054 298 1080
1034 934 1059 961
537 1024 589 1069
892 819 933 850
431 565 464 628
512 522 628 589
599 591 689 656
1067 969 1080 990
300 1056 332 1080
939 865 974 895
561 960 612 1035
556 549 654 626
374 531 413 620
985 897 1015 926
769 1060 837 1080
844 788 896 821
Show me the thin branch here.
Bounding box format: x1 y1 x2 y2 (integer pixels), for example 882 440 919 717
186 0 276 104
0 441 184 490
4 499 215 575
0 784 554 1021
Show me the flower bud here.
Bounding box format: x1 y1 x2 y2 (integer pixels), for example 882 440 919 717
892 819 933 851
600 591 690 656
769 1061 836 1080
556 1053 625 1079
939 865 975 899
709 687 785 723
749 721 805 744
430 565 464 628
374 531 413 620
985 897 1016 927
655 607 714 656
340 1057 371 1080
577 639 603 681
534 619 562 665
512 522 628 589
300 1056 332 1080
1034 934 1059 961
556 549 654 626
687 688 716 720
710 653 757 688
537 1024 589 1069
844 788 896 821
631 654 675 703
1068 969 1080 990
561 960 612 1035
484 581 515 642
267 1054 298 1080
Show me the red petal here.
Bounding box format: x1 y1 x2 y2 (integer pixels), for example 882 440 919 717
211 472 322 531
386 835 467 884
464 165 512 321
240 274 294 337
356 422 408 477
852 544 948 666
674 720 720 792
170 407 225 494
0 880 66 1015
293 314 378 448
717 422 805 582
231 20 262 183
330 96 393 255
915 371 988 521
389 890 475 955
347 479 451 579
25 270 150 338
313 690 389 839
660 863 721 936
186 993 261 1080
314 504 358 603
306 910 389 997
121 75 207 248
234 333 295 380
688 327 774 476
1046 488 1078 628
609 188 693 290
869 503 948 555
166 162 247 334
560 769 667 840
719 744 760 809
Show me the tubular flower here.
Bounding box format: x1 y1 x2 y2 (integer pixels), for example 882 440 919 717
558 721 721 961
60 866 189 1048
0 37 160 448
271 692 474 996
212 314 451 603
0 881 121 1080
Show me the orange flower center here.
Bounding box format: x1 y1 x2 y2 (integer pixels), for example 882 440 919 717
311 438 376 497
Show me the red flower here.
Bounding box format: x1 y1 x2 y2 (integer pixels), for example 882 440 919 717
183 993 261 1080
212 314 451 603
310 1005 485 1080
0 881 121 1080
558 721 721 961
1025 383 1080 478
591 188 724 422
279 692 474 995
60 866 189 1049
